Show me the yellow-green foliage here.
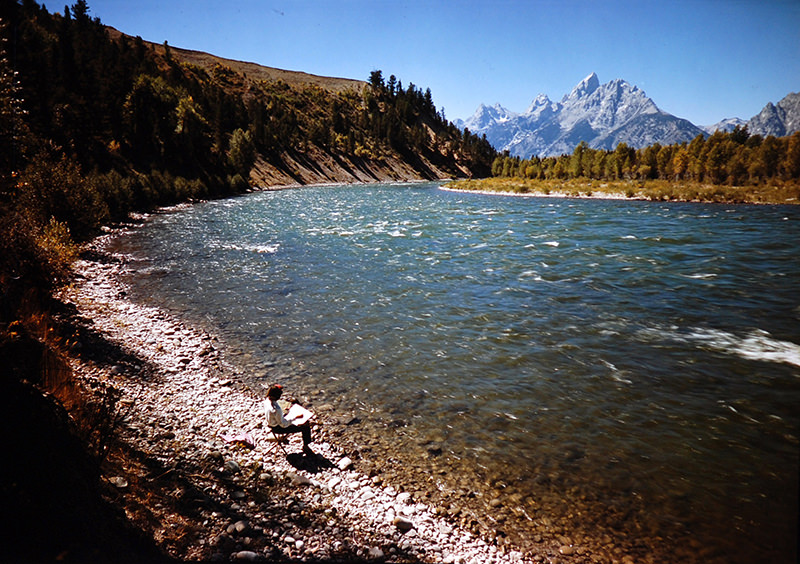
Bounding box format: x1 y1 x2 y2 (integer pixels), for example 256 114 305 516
448 177 800 205
37 218 78 276
489 130 800 196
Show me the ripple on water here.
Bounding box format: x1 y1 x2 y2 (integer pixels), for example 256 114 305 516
113 183 800 564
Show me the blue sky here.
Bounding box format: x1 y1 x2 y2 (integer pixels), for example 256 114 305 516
86 0 799 126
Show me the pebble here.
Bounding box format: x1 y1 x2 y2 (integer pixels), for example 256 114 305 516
393 516 415 532
289 472 313 487
109 476 128 488
62 241 548 564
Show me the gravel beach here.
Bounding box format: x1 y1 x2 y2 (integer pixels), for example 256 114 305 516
60 230 540 563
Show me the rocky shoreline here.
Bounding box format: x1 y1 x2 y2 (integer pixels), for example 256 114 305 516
60 231 535 563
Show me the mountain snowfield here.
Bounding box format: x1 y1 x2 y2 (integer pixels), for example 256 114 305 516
457 73 800 158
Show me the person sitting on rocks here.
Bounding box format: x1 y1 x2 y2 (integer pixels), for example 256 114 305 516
264 383 314 455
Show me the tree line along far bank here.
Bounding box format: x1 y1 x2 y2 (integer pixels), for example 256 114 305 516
490 128 800 186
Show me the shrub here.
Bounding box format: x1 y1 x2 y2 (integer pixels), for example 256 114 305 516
228 128 256 177
229 173 249 193
36 218 78 283
88 171 133 222
18 152 108 240
0 211 76 322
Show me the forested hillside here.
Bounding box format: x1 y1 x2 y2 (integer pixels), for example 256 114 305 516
0 0 495 320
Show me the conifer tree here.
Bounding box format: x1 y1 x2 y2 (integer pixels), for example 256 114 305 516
0 20 26 192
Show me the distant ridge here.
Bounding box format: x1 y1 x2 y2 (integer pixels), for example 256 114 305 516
746 92 800 137
106 26 366 93
702 117 747 134
458 73 704 157
167 45 366 94
704 92 800 136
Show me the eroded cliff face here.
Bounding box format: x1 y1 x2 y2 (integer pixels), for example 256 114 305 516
249 147 469 188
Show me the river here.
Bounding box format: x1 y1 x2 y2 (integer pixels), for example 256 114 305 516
110 182 799 563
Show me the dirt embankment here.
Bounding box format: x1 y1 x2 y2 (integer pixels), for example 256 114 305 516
249 147 466 189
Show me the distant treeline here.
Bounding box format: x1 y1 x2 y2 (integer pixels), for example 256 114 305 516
491 128 800 185
0 0 496 320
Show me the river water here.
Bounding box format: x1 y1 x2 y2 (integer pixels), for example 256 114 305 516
111 183 799 563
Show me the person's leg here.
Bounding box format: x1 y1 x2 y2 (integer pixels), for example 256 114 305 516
271 424 311 446
270 425 287 435
298 422 312 446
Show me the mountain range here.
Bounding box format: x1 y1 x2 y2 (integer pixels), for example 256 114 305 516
743 92 800 137
457 73 800 157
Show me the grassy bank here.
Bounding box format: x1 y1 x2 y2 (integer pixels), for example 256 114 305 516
447 177 800 205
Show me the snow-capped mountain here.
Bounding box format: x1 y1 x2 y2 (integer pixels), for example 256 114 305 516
462 103 515 130
459 73 706 157
747 92 800 137
703 117 747 134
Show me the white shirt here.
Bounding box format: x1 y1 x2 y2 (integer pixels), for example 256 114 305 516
265 399 290 428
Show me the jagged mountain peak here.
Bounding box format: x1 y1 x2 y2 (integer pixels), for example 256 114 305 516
462 102 516 131
526 93 552 111
460 73 704 157
747 92 800 137
559 75 660 132
586 78 653 108
605 77 637 91
562 72 600 103
524 93 557 118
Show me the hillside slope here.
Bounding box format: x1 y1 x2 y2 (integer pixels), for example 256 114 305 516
106 26 366 95
127 29 494 187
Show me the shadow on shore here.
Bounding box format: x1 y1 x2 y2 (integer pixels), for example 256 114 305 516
0 295 427 563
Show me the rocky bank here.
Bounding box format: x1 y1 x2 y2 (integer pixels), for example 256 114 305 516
58 230 537 563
